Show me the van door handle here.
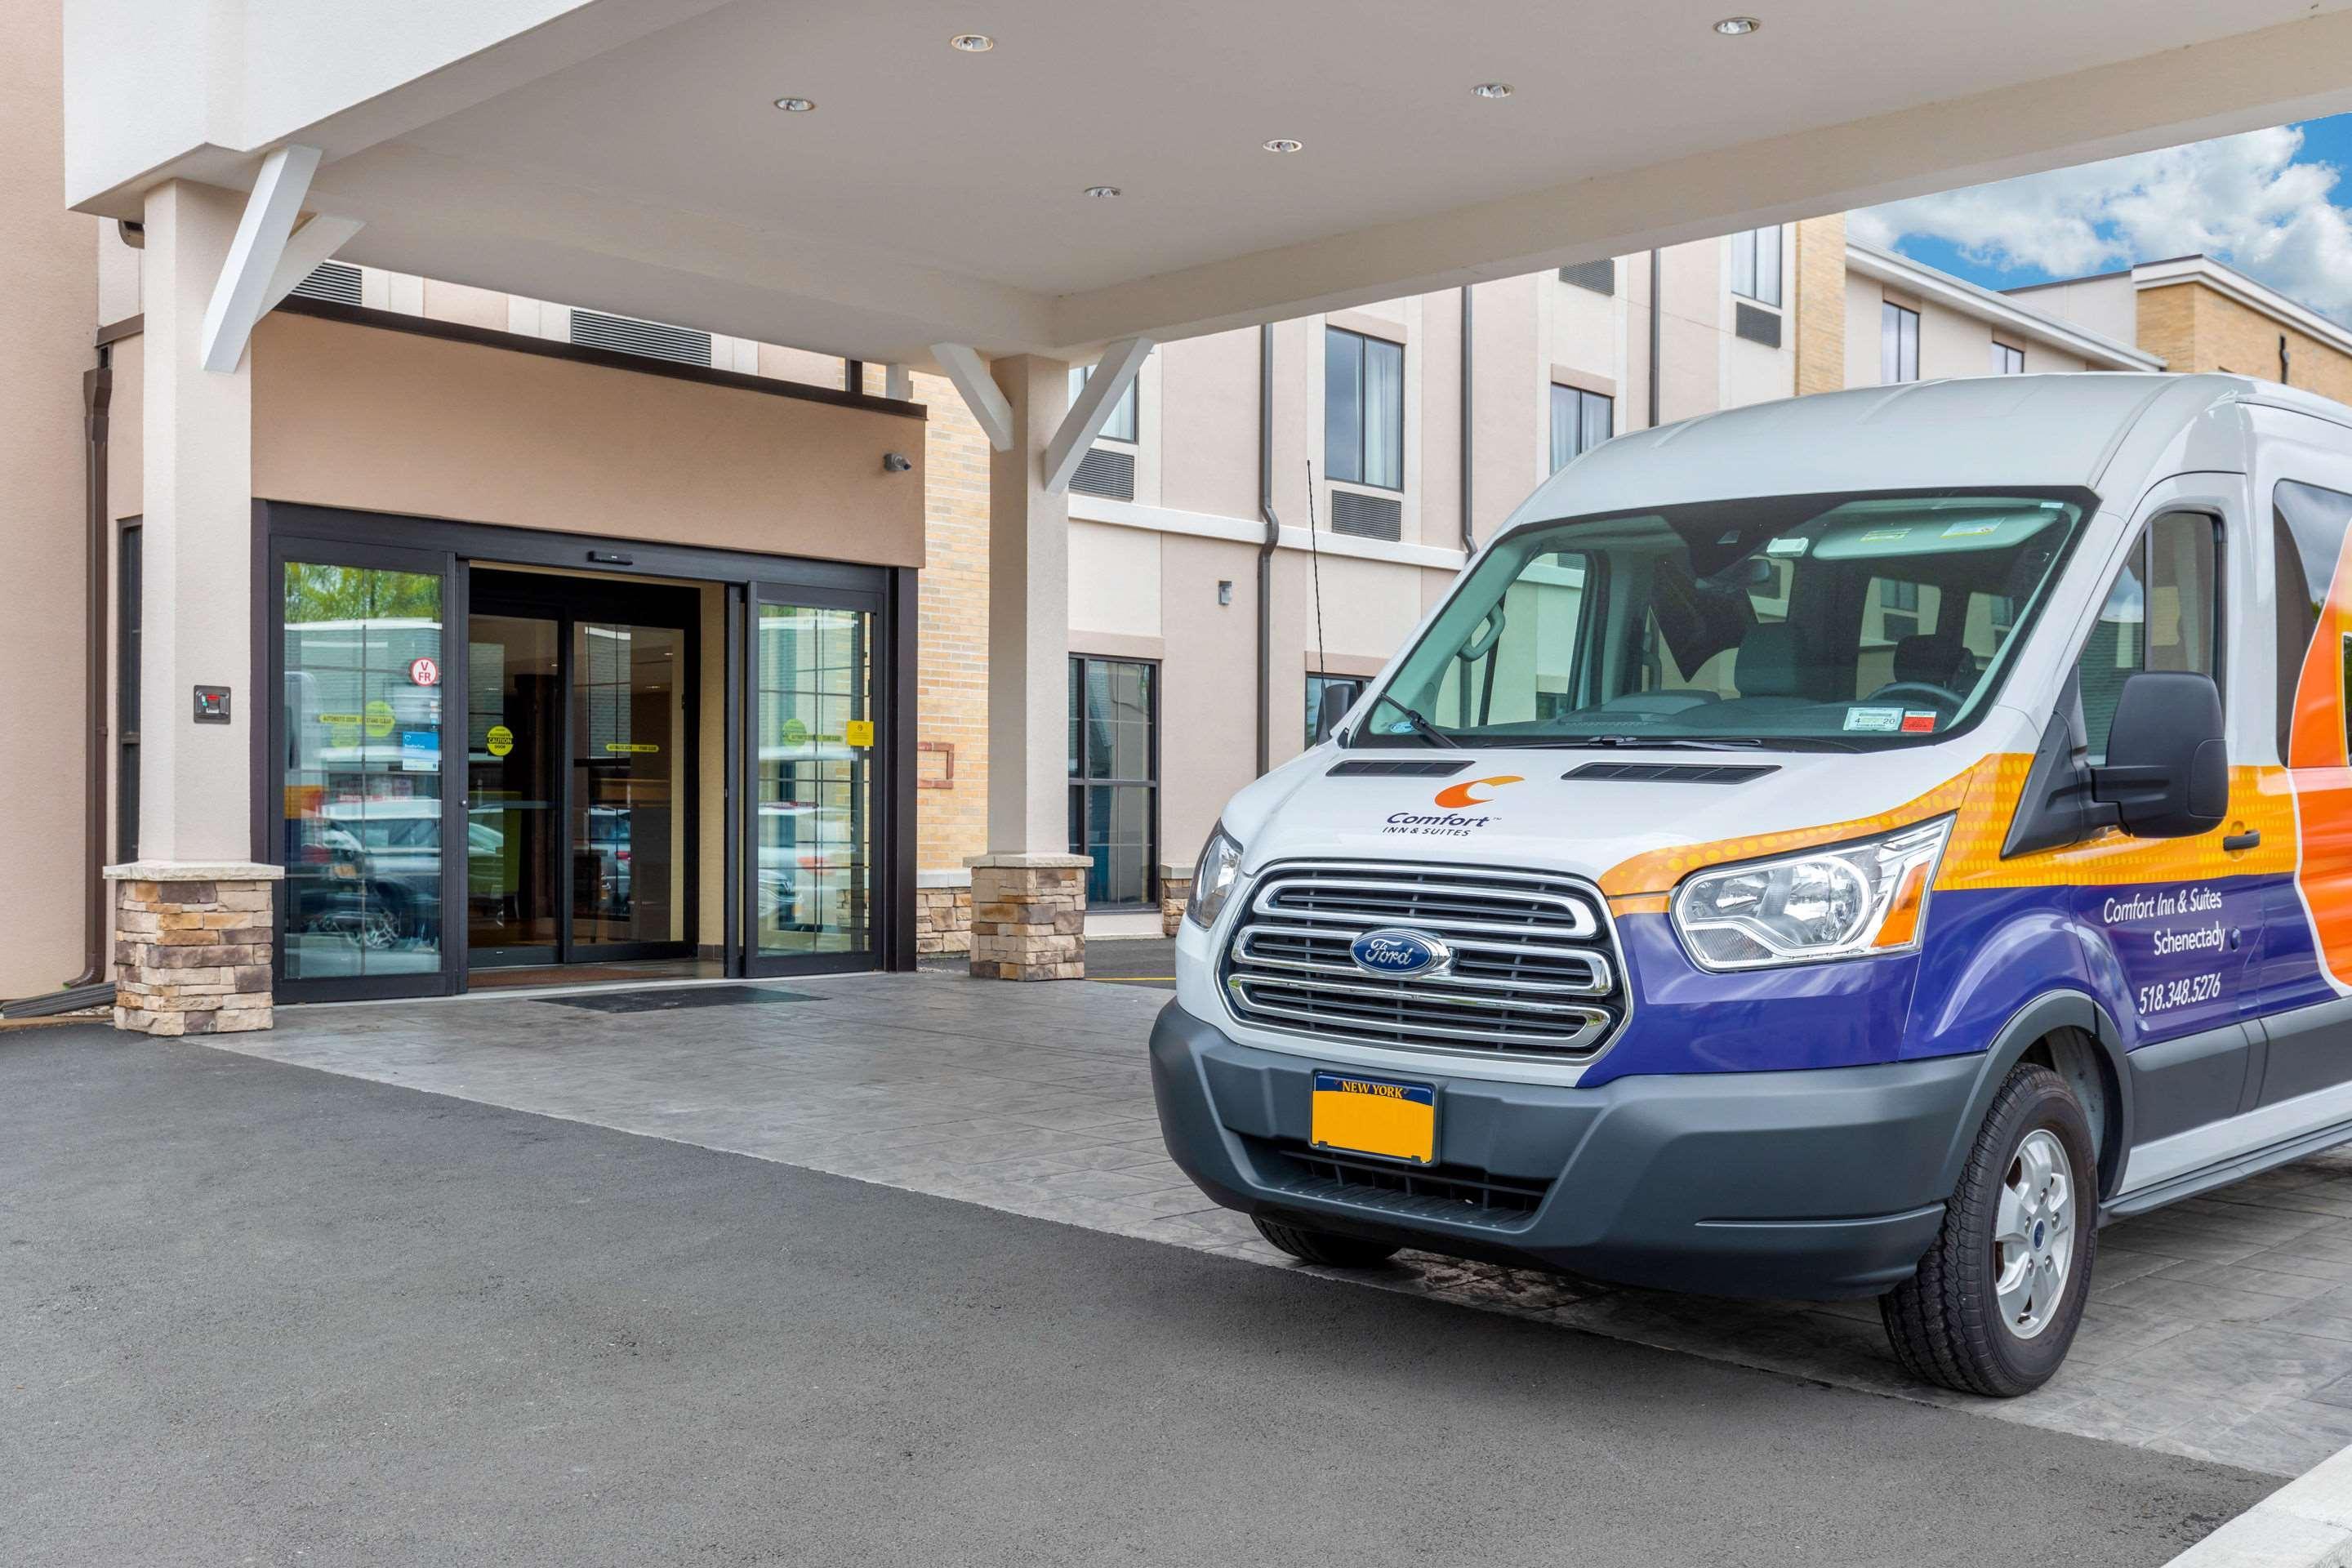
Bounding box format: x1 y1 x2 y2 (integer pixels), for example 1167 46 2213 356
2223 831 2261 853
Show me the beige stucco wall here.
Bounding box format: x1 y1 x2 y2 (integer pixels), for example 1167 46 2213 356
2007 274 2137 346
250 312 927 568
0 0 102 997
1156 327 1259 523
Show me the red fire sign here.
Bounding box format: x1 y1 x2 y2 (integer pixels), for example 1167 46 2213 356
409 656 441 687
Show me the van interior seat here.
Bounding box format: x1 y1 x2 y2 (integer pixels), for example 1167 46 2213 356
1724 623 1820 710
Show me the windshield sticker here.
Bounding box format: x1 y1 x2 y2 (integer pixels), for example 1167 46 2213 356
1901 710 1939 733
1858 528 1912 545
1765 536 1810 557
1843 706 1903 733
1940 520 2001 539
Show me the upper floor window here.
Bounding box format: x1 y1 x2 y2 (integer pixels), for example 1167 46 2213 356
1067 364 1139 443
1991 341 2025 376
1325 327 1404 491
1549 385 1614 472
1730 225 1783 307
1881 302 1921 384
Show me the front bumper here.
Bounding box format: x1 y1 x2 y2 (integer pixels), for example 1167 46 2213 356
1151 1000 1976 1299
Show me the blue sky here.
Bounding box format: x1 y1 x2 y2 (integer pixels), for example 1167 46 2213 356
1853 114 2352 323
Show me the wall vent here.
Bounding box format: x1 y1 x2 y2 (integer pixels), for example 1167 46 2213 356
1558 259 1616 296
569 310 714 367
1330 489 1403 541
289 261 363 306
1735 301 1783 349
1071 446 1136 501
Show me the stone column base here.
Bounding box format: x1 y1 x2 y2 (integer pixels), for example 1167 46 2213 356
105 862 283 1036
1160 875 1195 938
966 853 1090 979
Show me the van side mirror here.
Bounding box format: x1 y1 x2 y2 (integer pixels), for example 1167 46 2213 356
2091 672 2228 839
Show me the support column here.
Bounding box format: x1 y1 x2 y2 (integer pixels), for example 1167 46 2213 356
969 354 1090 980
107 180 279 1035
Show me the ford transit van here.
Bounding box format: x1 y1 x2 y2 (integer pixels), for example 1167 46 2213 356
1151 373 2352 1396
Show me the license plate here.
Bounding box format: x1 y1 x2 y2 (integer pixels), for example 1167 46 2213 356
1311 1071 1437 1165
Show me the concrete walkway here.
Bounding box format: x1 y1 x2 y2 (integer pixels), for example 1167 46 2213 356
217 969 2352 1478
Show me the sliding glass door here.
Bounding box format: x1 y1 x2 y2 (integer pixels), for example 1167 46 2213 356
274 540 461 1001
746 583 881 974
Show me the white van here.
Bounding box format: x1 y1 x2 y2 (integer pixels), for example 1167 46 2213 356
1153 373 2352 1396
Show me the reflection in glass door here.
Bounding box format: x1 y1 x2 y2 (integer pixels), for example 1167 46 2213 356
466 615 560 963
751 598 875 966
278 555 449 992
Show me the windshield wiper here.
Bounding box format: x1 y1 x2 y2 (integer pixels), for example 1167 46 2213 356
1372 697 1460 749
1530 734 1863 754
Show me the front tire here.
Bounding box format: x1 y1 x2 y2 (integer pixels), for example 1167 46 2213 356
1253 1215 1402 1268
1881 1063 2098 1396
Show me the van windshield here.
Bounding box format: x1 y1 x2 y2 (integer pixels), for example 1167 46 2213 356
1364 490 2088 750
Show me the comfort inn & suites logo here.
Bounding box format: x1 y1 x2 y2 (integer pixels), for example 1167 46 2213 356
1384 775 1522 837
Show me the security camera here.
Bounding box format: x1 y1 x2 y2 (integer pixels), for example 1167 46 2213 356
882 452 913 473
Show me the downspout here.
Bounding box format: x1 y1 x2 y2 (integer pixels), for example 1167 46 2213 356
1647 248 1663 429
1256 323 1277 775
2281 335 2292 387
72 354 114 988
1459 284 1475 553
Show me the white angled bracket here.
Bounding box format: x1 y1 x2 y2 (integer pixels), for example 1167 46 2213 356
1043 336 1152 494
199 145 362 373
930 342 1013 452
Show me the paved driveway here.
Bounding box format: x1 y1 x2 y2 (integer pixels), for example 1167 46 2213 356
2 1026 2268 1566
183 968 2352 1479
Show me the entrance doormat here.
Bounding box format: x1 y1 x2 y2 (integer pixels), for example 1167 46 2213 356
538 985 824 1013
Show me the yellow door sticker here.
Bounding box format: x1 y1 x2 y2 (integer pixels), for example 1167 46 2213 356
486 724 514 758
845 719 875 748
604 742 660 755
363 700 396 738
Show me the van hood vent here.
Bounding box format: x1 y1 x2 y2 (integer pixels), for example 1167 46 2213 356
1565 760 1778 784
1326 759 1470 777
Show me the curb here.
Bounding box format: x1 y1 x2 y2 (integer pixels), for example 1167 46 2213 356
2169 1442 2352 1566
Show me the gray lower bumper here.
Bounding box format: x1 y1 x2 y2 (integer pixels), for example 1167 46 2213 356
1150 1001 1979 1299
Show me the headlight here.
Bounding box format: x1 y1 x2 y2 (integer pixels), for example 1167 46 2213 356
1184 824 1245 931
1671 817 1952 971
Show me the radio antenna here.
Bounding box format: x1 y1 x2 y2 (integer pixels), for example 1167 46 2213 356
1304 460 1329 684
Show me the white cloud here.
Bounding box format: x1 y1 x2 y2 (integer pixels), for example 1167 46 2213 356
1853 125 2352 323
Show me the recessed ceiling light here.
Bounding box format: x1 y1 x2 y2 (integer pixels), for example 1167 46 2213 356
1262 138 1303 154
1713 16 1761 34
950 32 995 51
1084 185 1122 198
1470 82 1514 100
772 96 817 112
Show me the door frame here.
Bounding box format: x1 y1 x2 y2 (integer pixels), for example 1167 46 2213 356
256 501 919 999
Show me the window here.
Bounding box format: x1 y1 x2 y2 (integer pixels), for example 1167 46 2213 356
1307 674 1366 746
2275 480 2352 763
1991 341 2025 376
1067 363 1138 444
1368 492 2086 749
1730 225 1783 307
2073 513 2221 764
1881 302 1920 384
1549 385 1614 472
1325 327 1404 491
1559 259 1615 296
116 523 141 862
1067 656 1157 906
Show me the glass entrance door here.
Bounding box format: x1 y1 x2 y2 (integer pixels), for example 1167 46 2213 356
466 573 697 973
747 589 879 972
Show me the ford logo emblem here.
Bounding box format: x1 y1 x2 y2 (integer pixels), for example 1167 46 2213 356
1351 928 1450 978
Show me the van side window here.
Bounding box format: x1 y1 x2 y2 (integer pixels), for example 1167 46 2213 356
2274 479 2352 762
2074 512 2220 764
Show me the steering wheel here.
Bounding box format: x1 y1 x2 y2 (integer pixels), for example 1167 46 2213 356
1866 679 1965 710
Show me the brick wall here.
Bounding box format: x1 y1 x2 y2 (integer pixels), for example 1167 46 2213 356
913 370 992 875
2140 282 2352 403
1793 213 1847 399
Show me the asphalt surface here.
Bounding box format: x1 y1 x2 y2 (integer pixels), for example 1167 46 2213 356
2 1025 2273 1567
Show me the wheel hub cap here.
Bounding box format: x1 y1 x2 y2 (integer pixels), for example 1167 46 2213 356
1993 1128 2075 1341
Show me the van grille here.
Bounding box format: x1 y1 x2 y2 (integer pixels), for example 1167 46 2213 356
1219 862 1624 1058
